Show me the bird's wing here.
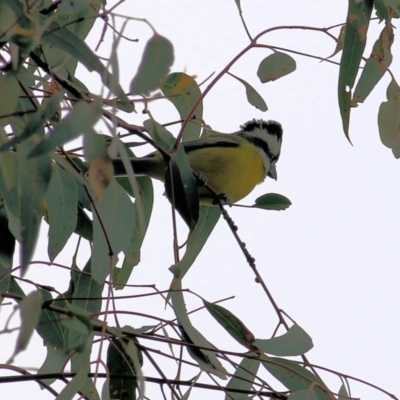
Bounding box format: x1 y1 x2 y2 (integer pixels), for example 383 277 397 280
182 133 242 153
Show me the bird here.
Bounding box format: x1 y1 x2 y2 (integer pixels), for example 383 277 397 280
112 119 283 205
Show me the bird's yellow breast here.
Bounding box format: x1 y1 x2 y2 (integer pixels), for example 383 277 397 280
187 138 267 204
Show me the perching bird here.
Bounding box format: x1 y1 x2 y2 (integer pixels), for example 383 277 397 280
112 119 283 205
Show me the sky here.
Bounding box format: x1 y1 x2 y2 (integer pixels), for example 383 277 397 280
1 1 399 399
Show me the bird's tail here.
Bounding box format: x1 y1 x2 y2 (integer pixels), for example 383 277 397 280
112 156 165 181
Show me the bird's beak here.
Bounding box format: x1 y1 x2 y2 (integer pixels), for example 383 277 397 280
268 166 277 180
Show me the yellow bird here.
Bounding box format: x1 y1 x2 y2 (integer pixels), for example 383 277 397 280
112 119 283 205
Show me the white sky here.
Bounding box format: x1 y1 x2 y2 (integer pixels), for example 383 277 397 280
1 1 399 399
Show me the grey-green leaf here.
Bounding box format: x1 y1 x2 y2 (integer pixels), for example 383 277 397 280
204 300 255 349
169 205 220 283
46 165 78 261
130 34 174 95
224 356 260 400
0 91 64 153
10 290 43 363
28 101 102 158
253 193 292 210
338 0 373 139
92 180 136 284
378 79 400 158
18 140 52 273
261 356 332 400
254 324 313 356
160 73 203 141
257 52 296 83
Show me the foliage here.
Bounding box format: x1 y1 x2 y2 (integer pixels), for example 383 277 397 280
0 0 398 399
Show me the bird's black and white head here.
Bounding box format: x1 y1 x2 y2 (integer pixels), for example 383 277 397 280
239 119 283 180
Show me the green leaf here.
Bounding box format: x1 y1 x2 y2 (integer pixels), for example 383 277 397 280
253 193 291 210
0 208 15 294
67 259 102 400
0 1 19 43
0 127 18 205
338 0 373 139
42 21 128 103
9 290 43 363
288 388 320 400
92 179 136 284
0 91 64 153
164 146 200 230
130 33 174 95
378 79 400 158
170 288 228 379
352 25 393 106
254 324 313 356
38 344 69 387
37 288 66 351
0 73 19 121
160 73 203 141
56 365 88 400
18 140 52 273
0 149 19 217
375 0 392 21
74 205 93 241
261 356 332 400
107 338 137 400
257 52 296 83
46 165 78 261
143 118 175 152
122 339 144 397
169 205 220 283
384 0 400 16
338 384 350 400
72 259 104 313
28 101 102 158
231 74 267 111
224 356 260 400
204 300 255 349
114 177 153 289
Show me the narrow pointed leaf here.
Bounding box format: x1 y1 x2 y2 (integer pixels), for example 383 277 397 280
0 91 64 153
170 288 228 379
338 0 373 138
204 300 255 349
169 205 220 284
114 177 153 289
0 73 19 120
378 79 400 158
46 165 78 261
42 21 129 103
10 290 43 362
0 208 15 294
231 74 267 111
28 101 102 158
262 356 333 400
56 366 87 400
224 355 260 400
92 179 135 284
18 140 52 273
352 25 393 106
107 338 137 400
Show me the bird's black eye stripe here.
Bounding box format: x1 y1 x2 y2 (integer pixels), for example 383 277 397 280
269 153 280 163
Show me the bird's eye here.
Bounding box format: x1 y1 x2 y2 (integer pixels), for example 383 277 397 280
269 153 279 163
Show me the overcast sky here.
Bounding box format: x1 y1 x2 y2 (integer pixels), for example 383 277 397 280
1 1 399 399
